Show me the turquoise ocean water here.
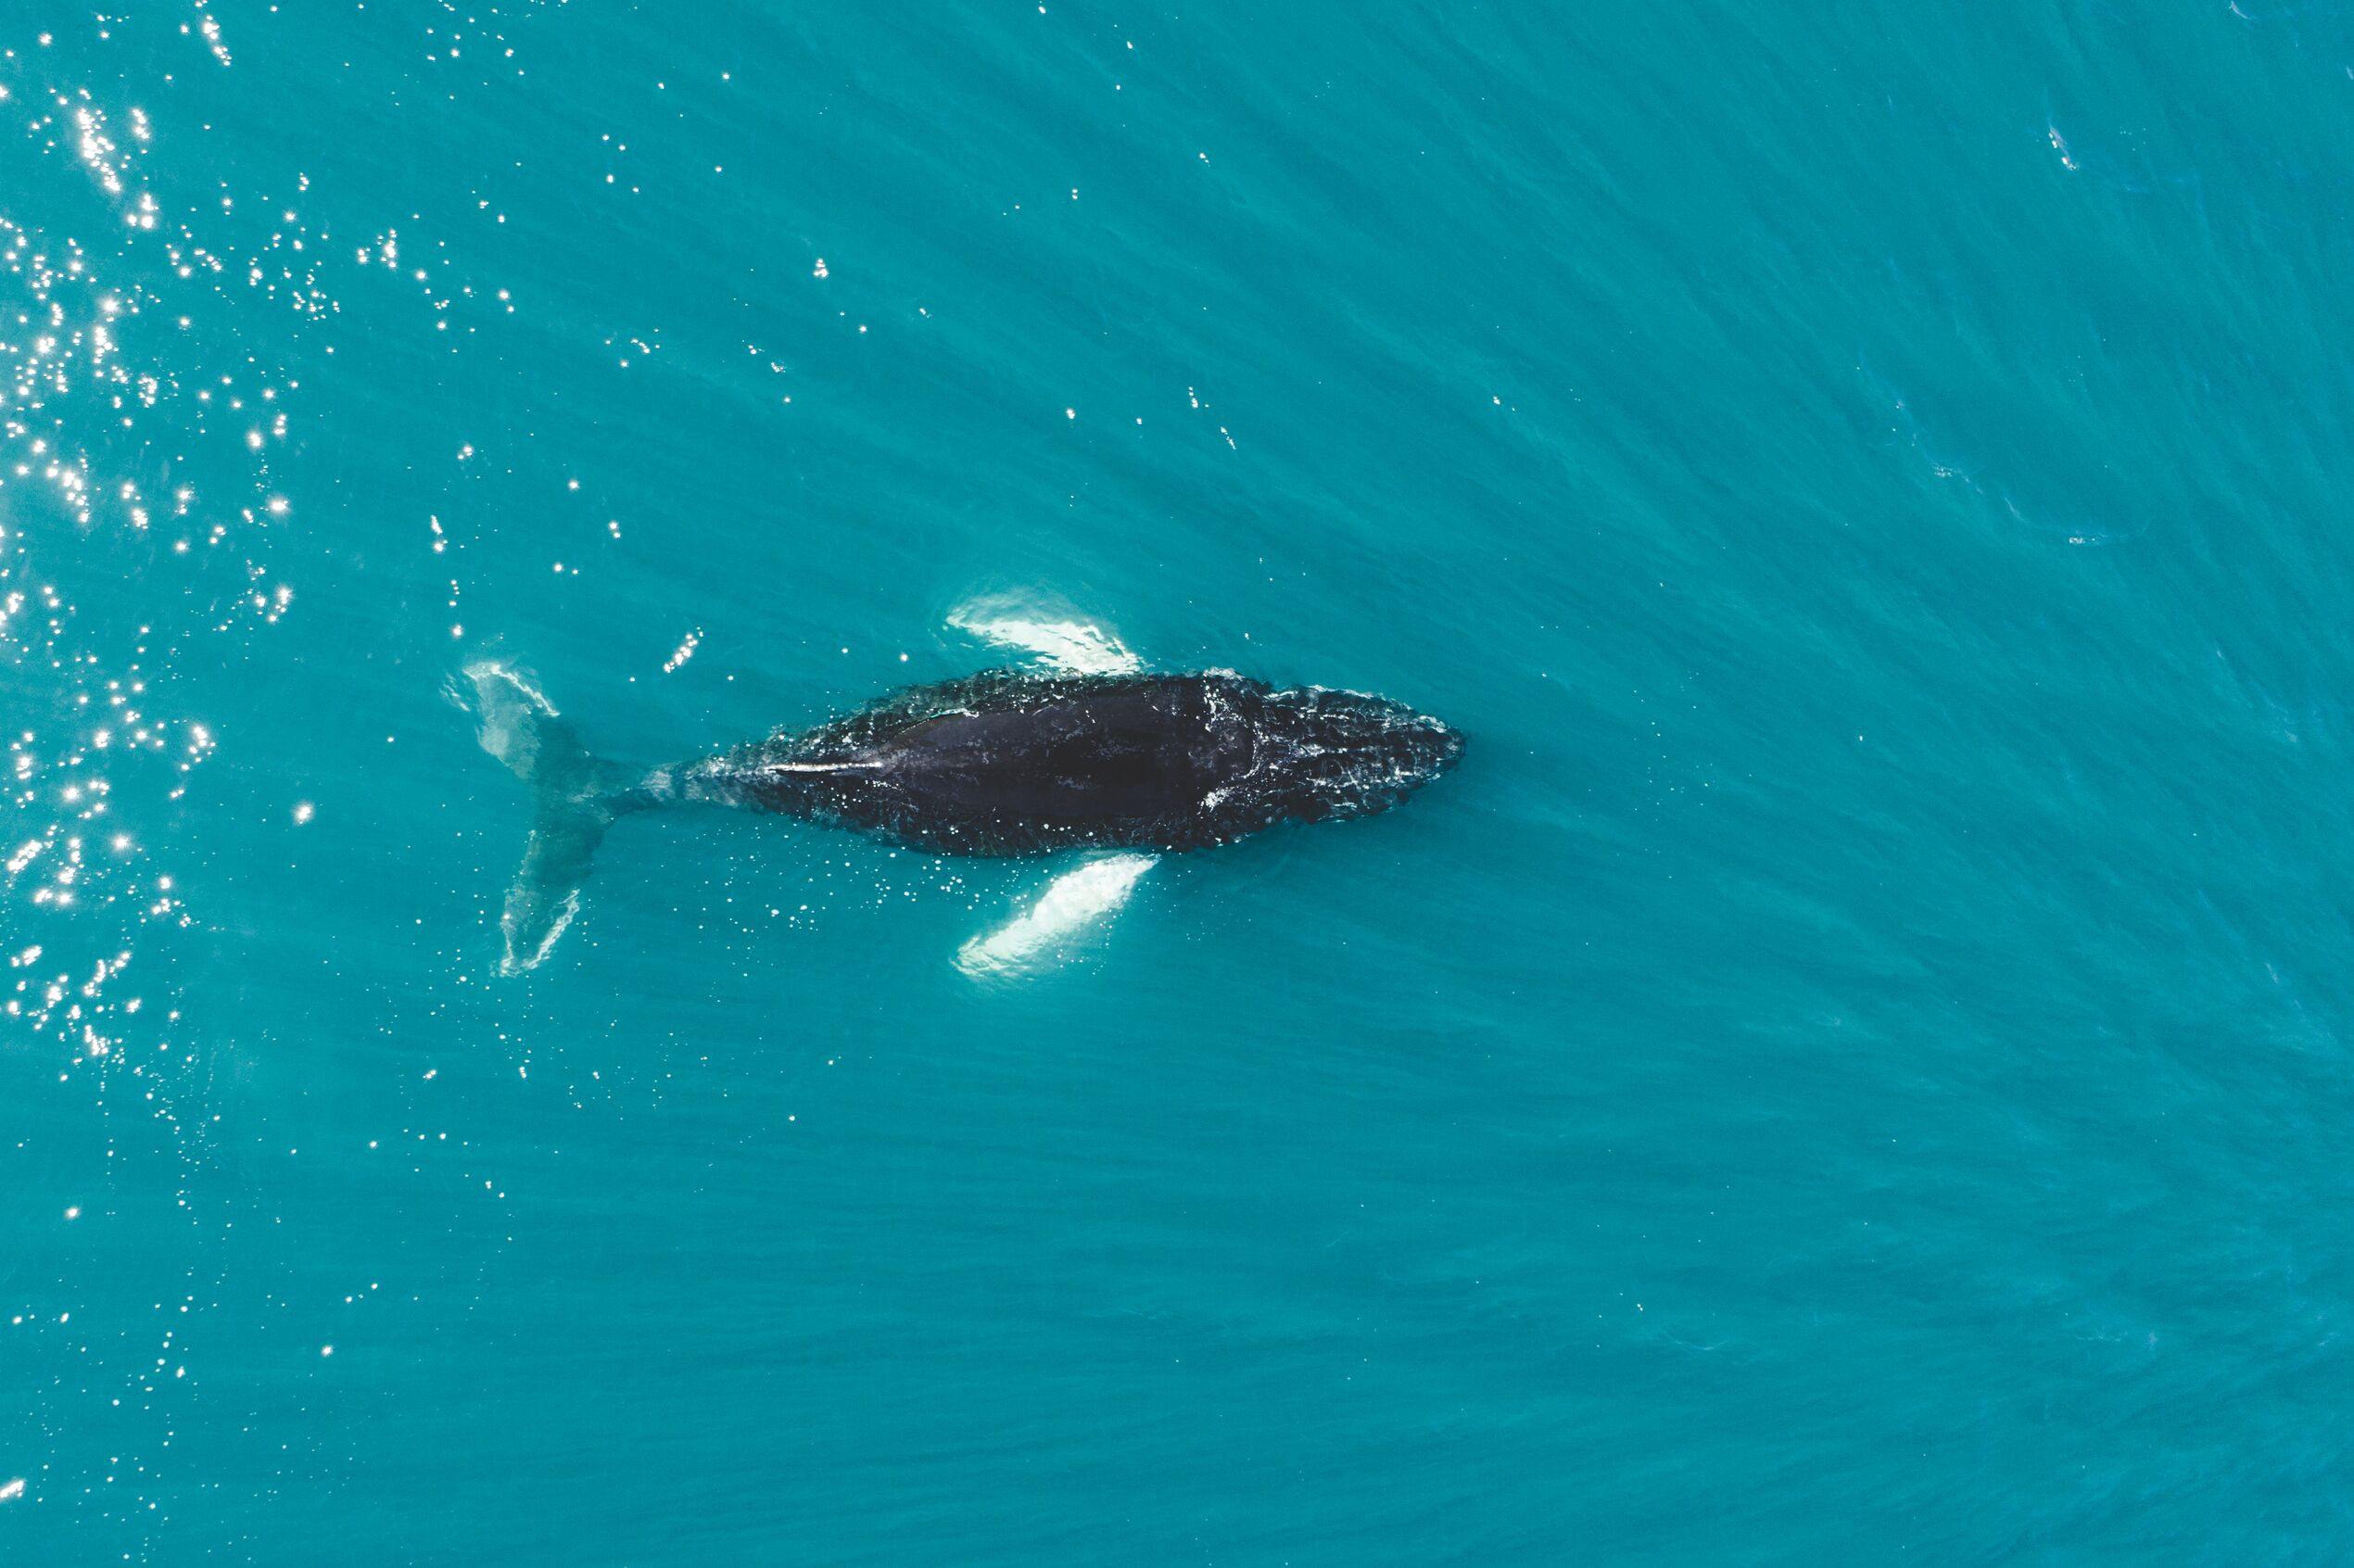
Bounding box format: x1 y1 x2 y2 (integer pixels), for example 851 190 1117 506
6 3 2354 1562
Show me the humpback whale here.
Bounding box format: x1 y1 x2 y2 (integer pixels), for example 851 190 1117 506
465 628 1463 975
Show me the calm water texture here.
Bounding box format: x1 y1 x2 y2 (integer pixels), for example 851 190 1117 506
6 3 2353 1562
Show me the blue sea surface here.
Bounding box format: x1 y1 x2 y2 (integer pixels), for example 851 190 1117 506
6 3 2354 1562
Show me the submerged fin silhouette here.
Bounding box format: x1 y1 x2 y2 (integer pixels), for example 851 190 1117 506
462 661 647 975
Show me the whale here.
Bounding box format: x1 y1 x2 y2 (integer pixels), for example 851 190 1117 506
463 625 1462 975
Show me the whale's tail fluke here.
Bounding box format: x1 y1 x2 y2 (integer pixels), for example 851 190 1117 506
462 660 649 976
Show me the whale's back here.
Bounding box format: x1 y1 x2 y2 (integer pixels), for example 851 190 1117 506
883 685 1247 811
765 676 1259 854
718 669 1460 857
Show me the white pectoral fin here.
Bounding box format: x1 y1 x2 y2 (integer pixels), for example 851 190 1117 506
946 594 1143 676
956 852 1158 979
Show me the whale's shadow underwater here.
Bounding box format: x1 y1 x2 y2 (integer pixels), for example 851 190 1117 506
463 611 1464 977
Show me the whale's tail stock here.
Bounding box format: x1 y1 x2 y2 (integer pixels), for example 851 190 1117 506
461 660 651 975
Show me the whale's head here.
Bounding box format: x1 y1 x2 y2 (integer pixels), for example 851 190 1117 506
1233 682 1464 827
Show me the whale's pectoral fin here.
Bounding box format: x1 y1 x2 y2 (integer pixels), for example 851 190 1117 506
946 594 1143 676
956 852 1158 979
